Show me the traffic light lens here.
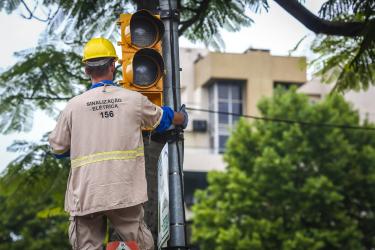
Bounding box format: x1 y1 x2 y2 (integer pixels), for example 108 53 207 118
131 17 158 48
133 55 158 86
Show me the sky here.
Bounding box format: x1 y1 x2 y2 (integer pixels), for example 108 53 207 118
0 1 326 172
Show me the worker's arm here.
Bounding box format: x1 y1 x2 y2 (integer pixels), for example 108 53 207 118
140 95 188 133
48 109 71 159
155 105 188 133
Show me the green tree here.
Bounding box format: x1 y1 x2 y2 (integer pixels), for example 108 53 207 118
274 0 374 91
0 137 71 249
0 0 373 248
192 89 375 250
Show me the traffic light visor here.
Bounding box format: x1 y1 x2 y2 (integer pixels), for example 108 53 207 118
130 10 164 48
119 11 164 108
132 48 164 87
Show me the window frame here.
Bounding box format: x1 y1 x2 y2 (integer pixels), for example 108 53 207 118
209 79 244 153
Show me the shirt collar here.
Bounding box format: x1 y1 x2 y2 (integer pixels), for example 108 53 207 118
90 80 115 89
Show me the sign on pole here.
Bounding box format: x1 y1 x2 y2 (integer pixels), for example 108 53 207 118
158 143 169 249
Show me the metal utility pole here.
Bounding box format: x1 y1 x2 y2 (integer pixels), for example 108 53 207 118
159 0 187 249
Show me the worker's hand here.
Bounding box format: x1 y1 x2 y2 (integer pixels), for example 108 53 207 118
179 104 188 129
169 105 188 129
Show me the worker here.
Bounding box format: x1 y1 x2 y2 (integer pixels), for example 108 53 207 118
48 37 188 250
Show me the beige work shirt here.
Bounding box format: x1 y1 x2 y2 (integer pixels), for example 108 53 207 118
49 85 162 216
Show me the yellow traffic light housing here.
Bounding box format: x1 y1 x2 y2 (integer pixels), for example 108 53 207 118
118 10 165 107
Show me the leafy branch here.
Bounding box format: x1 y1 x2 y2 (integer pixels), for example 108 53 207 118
0 46 87 134
274 0 374 37
19 0 57 22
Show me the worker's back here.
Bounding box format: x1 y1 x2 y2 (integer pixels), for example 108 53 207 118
68 85 144 158
49 84 162 216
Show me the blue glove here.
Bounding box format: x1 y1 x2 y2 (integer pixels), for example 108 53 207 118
179 104 188 129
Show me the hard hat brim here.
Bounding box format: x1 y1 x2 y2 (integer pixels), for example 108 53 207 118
85 57 115 67
82 37 118 62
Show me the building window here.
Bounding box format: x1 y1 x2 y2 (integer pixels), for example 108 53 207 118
209 80 244 153
184 171 208 250
274 81 303 90
307 94 321 104
184 171 208 207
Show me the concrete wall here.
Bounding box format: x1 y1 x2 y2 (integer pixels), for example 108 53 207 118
271 56 306 83
194 50 307 117
180 48 220 171
299 78 375 122
179 48 307 172
180 48 209 109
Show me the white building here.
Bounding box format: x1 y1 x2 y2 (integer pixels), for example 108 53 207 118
179 47 307 207
299 78 375 122
179 48 374 247
179 47 375 208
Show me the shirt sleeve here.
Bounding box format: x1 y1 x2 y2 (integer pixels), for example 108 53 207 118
48 109 71 158
155 106 175 133
140 95 163 129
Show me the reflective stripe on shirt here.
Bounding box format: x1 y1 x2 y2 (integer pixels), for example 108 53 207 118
71 147 144 168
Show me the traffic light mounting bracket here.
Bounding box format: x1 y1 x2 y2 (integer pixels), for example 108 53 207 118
159 9 180 21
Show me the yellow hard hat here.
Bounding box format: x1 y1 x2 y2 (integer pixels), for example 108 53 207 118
82 37 118 62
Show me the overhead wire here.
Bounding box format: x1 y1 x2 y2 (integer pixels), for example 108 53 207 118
186 107 375 132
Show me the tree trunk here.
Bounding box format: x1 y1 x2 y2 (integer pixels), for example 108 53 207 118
143 139 165 247
273 0 369 37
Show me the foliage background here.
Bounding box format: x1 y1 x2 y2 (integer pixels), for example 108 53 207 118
192 89 375 250
0 137 70 249
0 0 374 248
